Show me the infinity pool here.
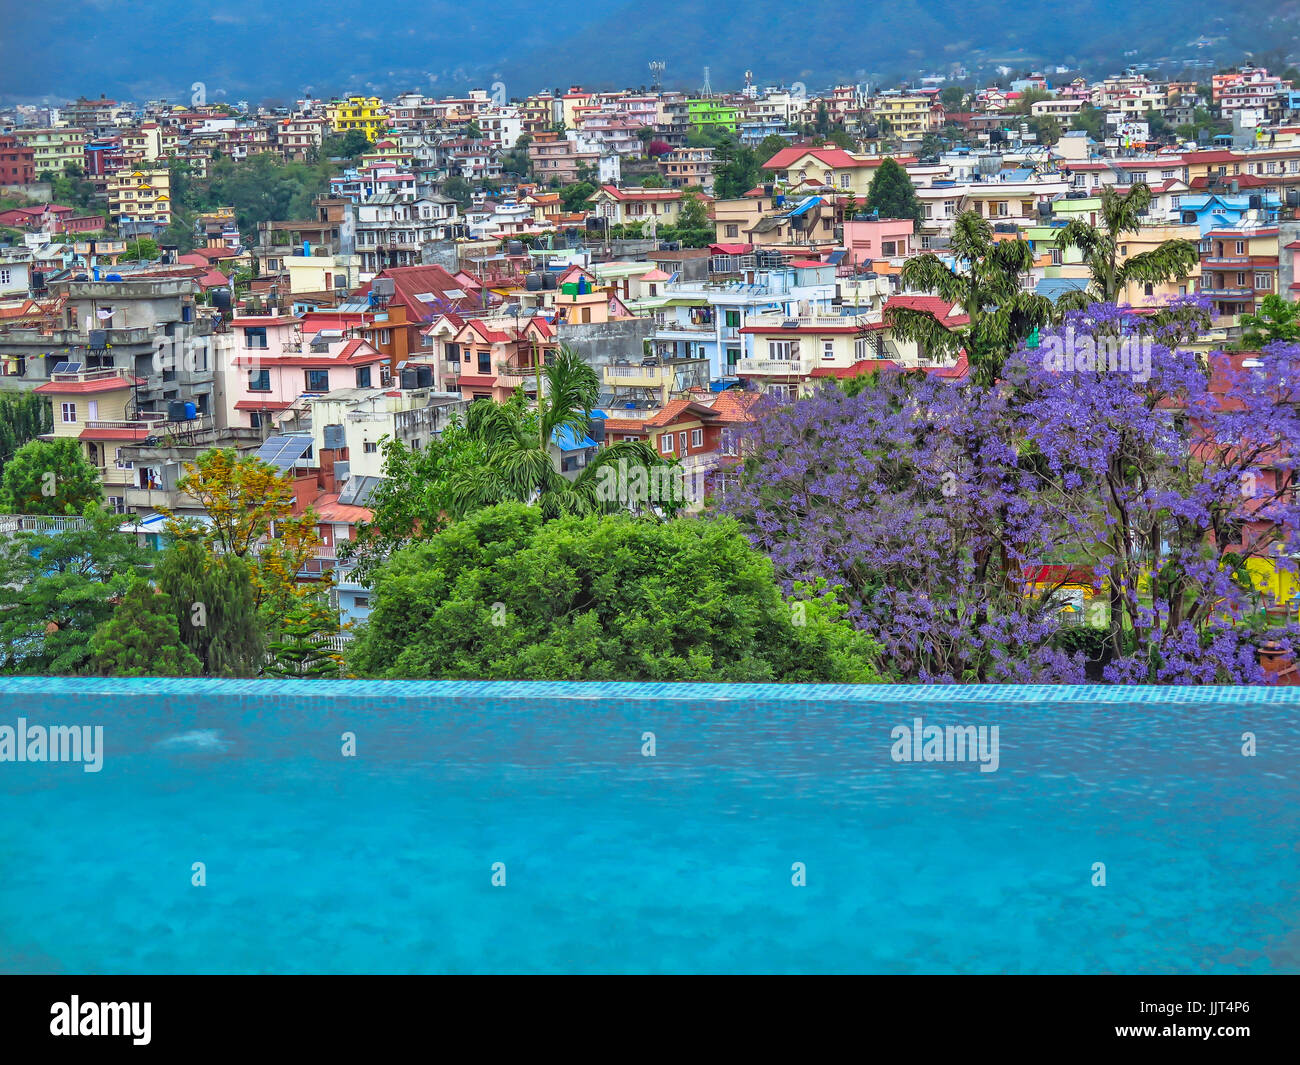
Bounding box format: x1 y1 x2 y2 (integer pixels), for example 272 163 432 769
0 679 1296 974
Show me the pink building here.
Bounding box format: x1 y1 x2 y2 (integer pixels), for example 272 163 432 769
226 315 389 431
841 218 916 272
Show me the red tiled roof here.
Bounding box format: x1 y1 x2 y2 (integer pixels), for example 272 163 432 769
708 390 760 421
810 359 897 378
762 147 861 170
78 426 151 440
35 375 142 394
234 399 292 410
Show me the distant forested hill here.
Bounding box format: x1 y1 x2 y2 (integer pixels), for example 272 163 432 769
1 0 1294 101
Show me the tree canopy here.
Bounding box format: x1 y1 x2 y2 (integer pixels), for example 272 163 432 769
347 503 884 682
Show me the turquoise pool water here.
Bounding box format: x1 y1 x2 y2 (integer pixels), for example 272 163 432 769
0 679 1296 974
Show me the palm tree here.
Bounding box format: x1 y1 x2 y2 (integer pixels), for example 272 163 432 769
452 345 666 519
1053 182 1199 311
888 210 1054 389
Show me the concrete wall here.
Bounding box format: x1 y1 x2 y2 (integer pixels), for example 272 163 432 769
557 317 656 371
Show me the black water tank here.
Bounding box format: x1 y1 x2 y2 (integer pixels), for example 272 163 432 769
542 272 557 289
400 367 418 389
167 400 187 421
212 289 232 314
416 364 433 388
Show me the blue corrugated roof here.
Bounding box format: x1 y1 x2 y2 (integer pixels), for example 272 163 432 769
550 424 599 451
784 196 823 218
1035 277 1091 303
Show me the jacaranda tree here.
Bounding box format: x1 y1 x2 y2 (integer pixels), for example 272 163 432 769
723 303 1299 683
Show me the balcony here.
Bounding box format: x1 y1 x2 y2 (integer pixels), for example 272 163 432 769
604 363 673 387
1199 287 1255 299
1201 255 1251 266
734 354 815 376
124 485 178 509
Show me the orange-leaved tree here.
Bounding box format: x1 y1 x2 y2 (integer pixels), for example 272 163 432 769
159 448 327 621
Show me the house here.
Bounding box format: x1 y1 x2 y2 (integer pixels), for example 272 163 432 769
588 185 701 228
0 135 36 186
761 146 912 198
224 315 389 431
33 367 161 515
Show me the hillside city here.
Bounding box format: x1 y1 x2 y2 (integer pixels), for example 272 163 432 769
0 63 1297 684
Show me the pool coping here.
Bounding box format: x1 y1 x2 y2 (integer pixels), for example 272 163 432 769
2 677 1298 704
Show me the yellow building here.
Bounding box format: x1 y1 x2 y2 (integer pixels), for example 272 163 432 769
15 127 86 176
34 368 158 502
325 96 389 141
871 96 937 143
107 167 172 226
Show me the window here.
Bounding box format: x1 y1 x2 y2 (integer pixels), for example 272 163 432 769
478 351 491 374
881 240 897 256
356 366 372 388
61 402 76 423
725 310 741 328
363 441 378 454
1255 273 1272 290
839 173 850 188
725 224 739 238
1237 272 1247 287
725 347 740 370
1236 241 1245 255
378 329 391 345
997 201 1009 217
720 428 739 456
690 429 703 448
352 595 370 609
306 369 332 393
659 433 674 454
768 340 794 360
248 369 271 391
920 236 931 250
0 269 10 286
1050 248 1063 266
822 339 834 360
243 326 268 349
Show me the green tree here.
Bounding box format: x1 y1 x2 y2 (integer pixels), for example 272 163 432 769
0 392 53 483
319 129 372 159
639 173 666 188
939 86 966 112
663 189 713 246
88 577 202 677
865 157 922 225
889 211 1054 389
0 438 102 515
154 540 266 677
1237 293 1300 348
265 603 340 677
340 420 490 582
453 348 665 520
0 504 154 675
347 504 885 683
1072 103 1105 140
757 134 790 165
559 181 597 213
124 236 160 261
1053 182 1200 309
712 139 760 199
442 176 474 209
815 102 831 136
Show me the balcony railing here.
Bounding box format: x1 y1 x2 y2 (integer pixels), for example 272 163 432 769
1199 287 1255 298
735 355 815 375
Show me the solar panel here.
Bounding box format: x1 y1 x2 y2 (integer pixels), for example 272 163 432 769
52 362 83 374
254 435 314 470
338 475 380 508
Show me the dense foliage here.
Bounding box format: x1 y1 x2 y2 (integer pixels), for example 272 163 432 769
348 504 884 682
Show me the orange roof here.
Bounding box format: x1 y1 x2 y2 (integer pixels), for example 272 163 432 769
35 375 142 394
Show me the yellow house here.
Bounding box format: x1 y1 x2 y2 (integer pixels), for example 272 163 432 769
106 167 172 226
15 127 86 176
325 96 388 141
872 96 938 142
35 368 160 502
1115 223 1202 305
